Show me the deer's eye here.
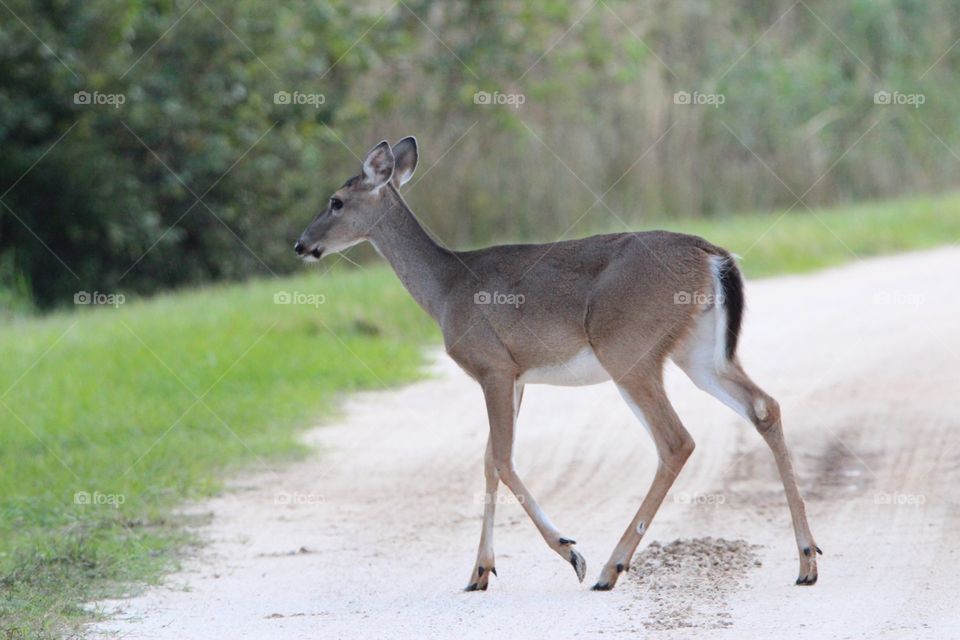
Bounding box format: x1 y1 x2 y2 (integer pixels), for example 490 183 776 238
330 197 343 211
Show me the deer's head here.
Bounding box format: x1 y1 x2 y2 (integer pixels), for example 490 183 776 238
294 137 419 260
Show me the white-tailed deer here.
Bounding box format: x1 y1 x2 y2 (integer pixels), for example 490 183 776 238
295 137 820 591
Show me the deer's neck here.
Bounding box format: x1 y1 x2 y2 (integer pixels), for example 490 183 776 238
368 191 457 321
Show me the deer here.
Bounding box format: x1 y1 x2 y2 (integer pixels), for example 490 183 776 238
294 137 820 592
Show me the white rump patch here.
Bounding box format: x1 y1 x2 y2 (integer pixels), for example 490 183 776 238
709 254 729 371
518 346 610 387
670 300 749 421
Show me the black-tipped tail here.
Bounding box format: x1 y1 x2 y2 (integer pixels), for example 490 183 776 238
717 255 744 360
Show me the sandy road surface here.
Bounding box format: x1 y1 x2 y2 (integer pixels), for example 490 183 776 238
93 248 960 639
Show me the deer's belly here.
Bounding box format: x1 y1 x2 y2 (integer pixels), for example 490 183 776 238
518 346 610 386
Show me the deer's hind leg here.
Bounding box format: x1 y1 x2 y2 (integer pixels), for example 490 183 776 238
592 366 696 591
672 307 820 585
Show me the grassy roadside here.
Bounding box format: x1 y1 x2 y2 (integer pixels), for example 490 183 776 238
0 265 436 638
649 192 960 278
1 191 958 638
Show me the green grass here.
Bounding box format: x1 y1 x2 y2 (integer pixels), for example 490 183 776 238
0 265 436 638
651 192 960 277
1 191 959 638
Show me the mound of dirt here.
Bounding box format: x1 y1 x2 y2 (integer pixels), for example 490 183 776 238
627 537 762 630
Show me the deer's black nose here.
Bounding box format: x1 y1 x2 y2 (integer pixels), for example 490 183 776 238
294 241 305 255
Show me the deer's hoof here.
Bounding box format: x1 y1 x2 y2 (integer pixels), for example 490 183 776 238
465 564 495 592
591 561 625 591
568 548 587 583
795 545 819 586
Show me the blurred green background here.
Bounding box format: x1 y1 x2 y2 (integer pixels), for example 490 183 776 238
3 0 959 310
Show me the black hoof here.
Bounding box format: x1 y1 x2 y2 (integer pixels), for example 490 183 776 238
816 546 823 555
569 549 587 583
559 537 576 545
468 564 495 591
591 582 613 591
795 575 818 586
476 565 496 578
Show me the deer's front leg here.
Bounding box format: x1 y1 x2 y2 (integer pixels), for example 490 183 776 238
466 383 527 591
470 378 585 588
466 437 499 591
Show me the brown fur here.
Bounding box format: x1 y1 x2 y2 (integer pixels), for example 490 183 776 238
295 138 819 591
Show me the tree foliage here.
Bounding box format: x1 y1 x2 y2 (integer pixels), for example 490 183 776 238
2 0 959 308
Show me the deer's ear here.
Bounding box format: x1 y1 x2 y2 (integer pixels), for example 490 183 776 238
361 140 394 189
391 137 418 188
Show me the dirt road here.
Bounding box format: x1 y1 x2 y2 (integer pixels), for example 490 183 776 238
93 248 960 639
